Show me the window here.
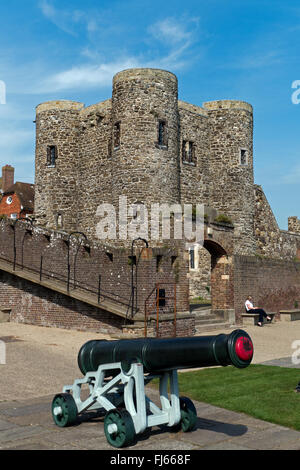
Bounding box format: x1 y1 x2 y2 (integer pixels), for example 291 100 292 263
157 120 167 148
189 248 195 269
10 213 18 220
56 213 63 229
47 145 57 167
6 196 13 205
182 140 195 164
240 149 248 166
157 288 166 307
113 122 120 149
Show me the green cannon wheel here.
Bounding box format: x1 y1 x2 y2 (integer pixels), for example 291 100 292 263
52 393 78 428
179 396 197 432
171 396 197 433
104 408 135 448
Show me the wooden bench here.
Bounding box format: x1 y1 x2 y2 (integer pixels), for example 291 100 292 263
241 312 275 326
279 309 300 322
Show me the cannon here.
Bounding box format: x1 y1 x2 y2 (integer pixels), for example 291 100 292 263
51 329 253 448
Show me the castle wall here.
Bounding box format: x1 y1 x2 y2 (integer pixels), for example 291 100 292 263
32 68 300 308
288 216 300 234
76 100 113 239
0 219 190 318
254 185 299 260
178 101 210 206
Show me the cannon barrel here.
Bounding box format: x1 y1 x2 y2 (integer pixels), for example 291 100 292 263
78 329 253 375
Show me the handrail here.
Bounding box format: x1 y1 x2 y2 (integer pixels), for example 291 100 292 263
0 253 136 313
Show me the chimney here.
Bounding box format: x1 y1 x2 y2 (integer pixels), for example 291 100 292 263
2 165 14 193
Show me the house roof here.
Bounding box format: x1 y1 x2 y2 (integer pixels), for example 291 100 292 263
3 182 35 211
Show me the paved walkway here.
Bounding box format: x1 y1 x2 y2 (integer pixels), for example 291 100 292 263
0 321 300 450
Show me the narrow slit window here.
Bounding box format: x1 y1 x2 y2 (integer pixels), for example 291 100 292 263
157 120 167 147
189 249 195 269
114 122 121 149
240 149 248 166
47 145 57 167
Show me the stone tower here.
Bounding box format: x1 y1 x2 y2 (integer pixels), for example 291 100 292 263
110 69 181 235
34 100 84 231
203 100 256 254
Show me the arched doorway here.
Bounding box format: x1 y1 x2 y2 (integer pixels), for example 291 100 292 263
188 239 234 322
203 239 234 317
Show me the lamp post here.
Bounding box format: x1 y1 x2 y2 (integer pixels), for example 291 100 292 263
67 232 88 293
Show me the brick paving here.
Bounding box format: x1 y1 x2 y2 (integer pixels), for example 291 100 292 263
0 322 300 451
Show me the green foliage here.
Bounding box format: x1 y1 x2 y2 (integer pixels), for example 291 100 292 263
214 214 233 225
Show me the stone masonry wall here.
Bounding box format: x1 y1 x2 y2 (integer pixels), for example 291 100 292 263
34 101 84 231
254 185 299 260
32 68 300 305
203 100 256 256
288 216 300 234
178 101 210 206
77 100 113 239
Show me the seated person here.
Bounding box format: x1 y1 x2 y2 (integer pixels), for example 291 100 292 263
245 296 272 327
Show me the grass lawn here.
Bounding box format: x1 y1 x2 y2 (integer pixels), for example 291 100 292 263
153 365 300 431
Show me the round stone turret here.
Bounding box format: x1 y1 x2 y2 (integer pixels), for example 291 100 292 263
203 99 256 254
34 100 84 230
110 68 181 217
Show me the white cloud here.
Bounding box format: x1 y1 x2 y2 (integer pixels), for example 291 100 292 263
43 58 141 92
39 0 76 35
38 0 101 36
38 16 200 93
149 17 193 45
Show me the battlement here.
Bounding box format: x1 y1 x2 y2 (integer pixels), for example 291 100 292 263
288 216 300 234
36 100 84 114
80 99 112 117
178 100 208 117
203 100 253 113
113 67 178 86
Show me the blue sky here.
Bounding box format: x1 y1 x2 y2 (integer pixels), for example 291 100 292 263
0 0 299 229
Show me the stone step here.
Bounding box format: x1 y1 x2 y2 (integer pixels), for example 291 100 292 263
194 318 225 326
192 308 212 316
195 322 231 334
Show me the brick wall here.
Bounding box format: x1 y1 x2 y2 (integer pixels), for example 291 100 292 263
0 220 190 333
0 193 21 218
0 270 124 334
234 255 300 323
